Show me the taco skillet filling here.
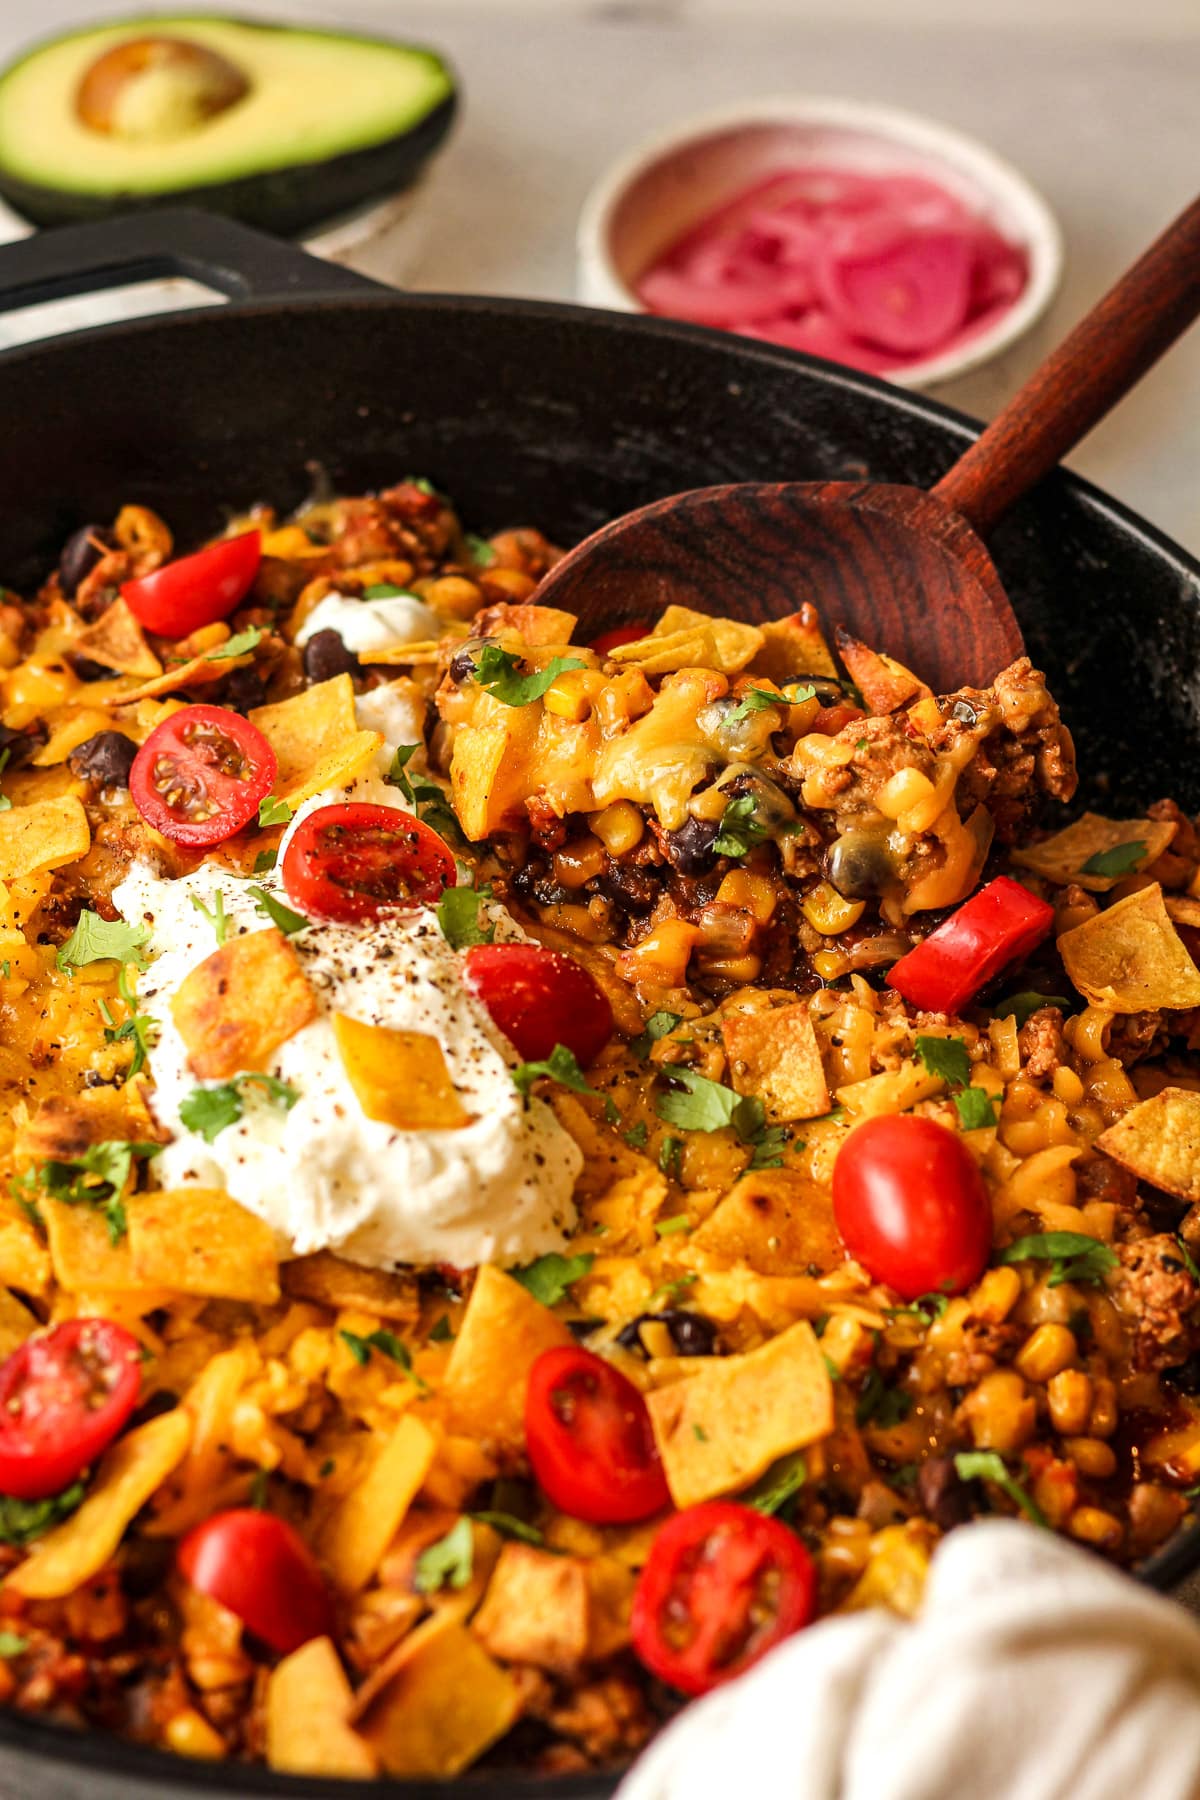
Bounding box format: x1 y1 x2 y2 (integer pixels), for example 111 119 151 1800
0 482 1196 1774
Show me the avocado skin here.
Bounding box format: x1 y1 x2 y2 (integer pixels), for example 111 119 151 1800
0 89 456 237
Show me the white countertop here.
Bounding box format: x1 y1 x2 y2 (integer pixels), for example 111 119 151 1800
1 0 1198 557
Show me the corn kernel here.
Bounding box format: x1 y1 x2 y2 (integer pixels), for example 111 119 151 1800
801 880 866 935
1015 1324 1077 1383
1089 1376 1119 1438
590 801 644 856
698 952 763 984
961 1369 1036 1453
543 668 600 721
970 1266 1022 1324
426 575 482 620
1068 1506 1123 1550
482 567 537 601
1052 1065 1085 1106
164 1710 227 1761
1047 1369 1093 1435
716 868 778 925
811 949 849 982
1064 1436 1118 1479
875 765 936 820
552 836 608 889
615 920 699 988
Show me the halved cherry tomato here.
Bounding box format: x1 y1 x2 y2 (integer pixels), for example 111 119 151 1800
122 532 262 638
462 942 612 1065
632 1501 816 1695
813 701 866 735
129 704 276 847
0 1319 142 1500
590 622 651 657
177 1509 334 1655
832 1113 992 1300
525 1345 669 1524
281 802 455 923
887 875 1054 1015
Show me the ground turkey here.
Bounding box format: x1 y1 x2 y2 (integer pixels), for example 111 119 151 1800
1110 1233 1200 1372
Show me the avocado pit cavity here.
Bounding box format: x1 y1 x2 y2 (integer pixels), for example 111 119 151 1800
75 35 250 141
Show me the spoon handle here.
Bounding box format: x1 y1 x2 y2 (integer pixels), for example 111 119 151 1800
933 192 1200 536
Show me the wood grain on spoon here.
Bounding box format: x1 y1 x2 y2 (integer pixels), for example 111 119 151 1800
541 193 1200 694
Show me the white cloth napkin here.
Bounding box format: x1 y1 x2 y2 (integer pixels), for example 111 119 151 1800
618 1520 1200 1800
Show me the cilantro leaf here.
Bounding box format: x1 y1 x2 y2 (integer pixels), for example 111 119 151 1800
914 1034 972 1090
727 684 816 724
0 1632 27 1657
855 1368 913 1429
363 581 420 600
659 1134 683 1180
1176 1236 1200 1284
655 1068 743 1135
384 745 463 846
470 1511 544 1545
257 795 293 828
406 476 437 497
622 1120 649 1150
649 1272 699 1308
209 626 264 661
470 644 585 707
510 1252 594 1306
953 1086 998 1130
189 890 229 945
414 1517 474 1594
998 1231 1119 1288
100 967 158 1079
511 1044 618 1123
179 1072 299 1143
655 1214 692 1236
339 1329 370 1365
748 1125 789 1169
743 1453 807 1517
437 882 495 950
0 1482 86 1547
993 991 1072 1029
16 1141 160 1237
464 533 496 567
248 885 308 935
712 793 768 859
954 1450 1047 1527
631 1010 682 1061
429 1314 454 1344
57 911 150 973
884 1292 949 1327
1080 840 1148 879
253 849 278 874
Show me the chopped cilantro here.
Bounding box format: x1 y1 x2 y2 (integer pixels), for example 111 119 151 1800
692 1423 709 1443
954 1450 1046 1526
407 476 436 497
56 910 150 972
249 1469 270 1510
622 1120 649 1150
385 744 463 845
0 961 9 980
993 991 1072 1029
180 1072 299 1144
339 1328 425 1387
1176 1237 1200 1284
0 1632 27 1658
257 795 293 828
511 1044 618 1123
210 625 264 661
248 885 308 935
1080 840 1147 879
363 581 418 600
414 1517 474 1594
511 1252 594 1306
659 1134 683 1181
0 1482 85 1546
655 1068 780 1170
631 1010 682 1060
13 1141 159 1242
470 1511 544 1545
101 967 158 1079
655 1215 692 1236
884 1292 949 1327
712 793 768 859
822 1353 841 1383
914 1034 972 1090
648 1272 699 1308
429 1314 454 1344
436 881 495 949
464 533 496 567
855 1368 913 1429
954 1087 998 1130
253 849 278 875
189 889 229 945
998 1231 1119 1288
727 684 816 724
470 644 585 708
744 1452 807 1517
748 1125 789 1169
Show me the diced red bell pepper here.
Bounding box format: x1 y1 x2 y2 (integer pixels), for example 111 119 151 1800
886 875 1055 1016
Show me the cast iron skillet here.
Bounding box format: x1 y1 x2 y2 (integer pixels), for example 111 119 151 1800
0 210 1198 1800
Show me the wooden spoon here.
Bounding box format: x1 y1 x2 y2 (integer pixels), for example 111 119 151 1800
537 194 1200 692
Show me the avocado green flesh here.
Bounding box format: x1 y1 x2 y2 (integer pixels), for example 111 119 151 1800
0 16 455 232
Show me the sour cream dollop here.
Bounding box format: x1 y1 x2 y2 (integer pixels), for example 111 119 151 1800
295 591 438 655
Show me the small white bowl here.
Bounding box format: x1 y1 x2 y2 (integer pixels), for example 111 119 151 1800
577 96 1064 390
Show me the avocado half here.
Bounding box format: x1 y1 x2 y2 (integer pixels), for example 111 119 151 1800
0 15 457 237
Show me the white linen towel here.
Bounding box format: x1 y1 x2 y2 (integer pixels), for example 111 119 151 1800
618 1520 1200 1800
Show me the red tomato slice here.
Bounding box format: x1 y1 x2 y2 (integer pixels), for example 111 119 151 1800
461 942 613 1065
0 1319 142 1500
122 533 262 638
177 1509 334 1655
887 875 1055 1015
832 1113 992 1300
590 622 651 656
280 802 455 924
129 704 276 847
632 1501 816 1695
525 1345 669 1525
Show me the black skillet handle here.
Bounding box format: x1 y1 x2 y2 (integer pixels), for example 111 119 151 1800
0 207 385 316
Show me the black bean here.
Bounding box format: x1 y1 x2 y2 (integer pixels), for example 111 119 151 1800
616 1308 719 1358
59 524 113 598
219 666 268 714
303 627 362 687
67 730 138 789
827 829 896 899
916 1455 972 1531
662 815 720 876
0 721 47 769
448 636 498 686
70 654 114 683
595 857 660 914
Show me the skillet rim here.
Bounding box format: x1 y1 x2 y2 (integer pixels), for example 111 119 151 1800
0 282 1196 1797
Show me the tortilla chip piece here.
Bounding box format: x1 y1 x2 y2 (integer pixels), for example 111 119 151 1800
722 1000 830 1123
1097 1087 1200 1202
110 648 256 705
41 1199 147 1295
32 708 119 769
651 604 764 675
282 1252 419 1324
321 1413 439 1593
1058 884 1200 1012
0 795 89 881
608 624 718 676
127 1189 279 1303
1014 813 1177 892
250 675 382 804
478 604 577 646
73 598 162 679
750 603 838 682
692 1168 844 1275
171 926 316 1081
0 1200 52 1297
1167 896 1200 930
442 1266 573 1454
450 711 540 841
353 1617 521 1779
334 1017 470 1131
834 628 929 714
267 1637 378 1778
647 1319 833 1508
6 1409 192 1599
472 1544 592 1674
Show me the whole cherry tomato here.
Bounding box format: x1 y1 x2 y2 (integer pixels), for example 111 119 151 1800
122 533 262 638
632 1501 816 1696
887 876 1054 1016
281 802 456 924
462 942 612 1065
525 1345 669 1525
590 622 651 657
0 1319 142 1500
177 1509 334 1654
129 704 276 847
832 1113 992 1300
